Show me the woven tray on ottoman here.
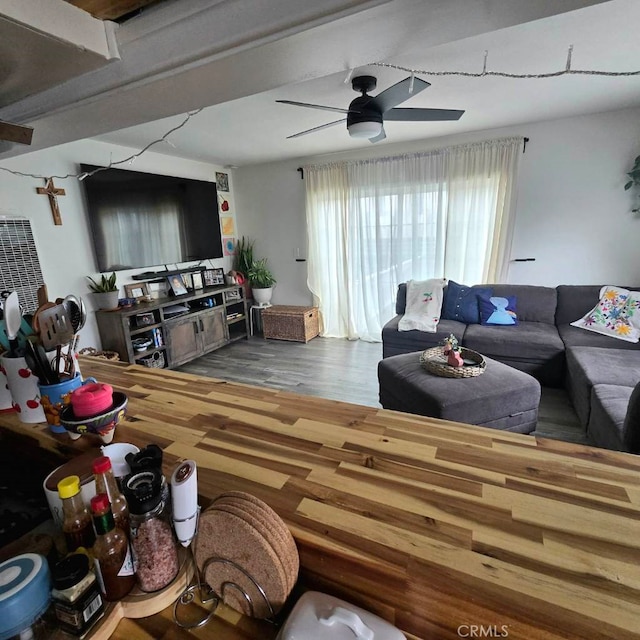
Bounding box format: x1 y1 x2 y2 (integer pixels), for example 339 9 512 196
262 305 319 343
420 346 485 378
378 351 541 433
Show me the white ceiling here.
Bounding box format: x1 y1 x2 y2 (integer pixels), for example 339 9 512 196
2 0 639 167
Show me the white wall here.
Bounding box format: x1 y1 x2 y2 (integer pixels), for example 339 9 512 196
234 106 640 305
233 162 309 305
509 108 640 286
0 140 234 351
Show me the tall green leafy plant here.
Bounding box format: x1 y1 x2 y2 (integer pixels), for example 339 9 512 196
624 154 640 213
234 237 255 276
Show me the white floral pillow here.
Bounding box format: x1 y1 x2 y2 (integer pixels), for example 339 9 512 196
571 285 640 343
627 291 640 332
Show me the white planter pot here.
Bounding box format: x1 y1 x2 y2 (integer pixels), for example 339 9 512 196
93 291 119 310
252 287 273 306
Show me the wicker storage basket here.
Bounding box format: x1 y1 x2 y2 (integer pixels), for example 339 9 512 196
262 306 319 343
139 351 166 368
420 346 486 378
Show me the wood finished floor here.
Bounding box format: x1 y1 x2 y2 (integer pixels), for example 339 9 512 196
177 336 592 446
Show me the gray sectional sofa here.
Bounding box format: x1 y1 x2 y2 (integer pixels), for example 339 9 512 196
382 283 640 453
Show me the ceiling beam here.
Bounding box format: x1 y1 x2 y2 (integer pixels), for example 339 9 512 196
0 0 613 160
63 0 159 21
0 121 33 145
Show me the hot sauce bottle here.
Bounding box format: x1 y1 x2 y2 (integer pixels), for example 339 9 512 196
58 475 95 553
90 493 135 601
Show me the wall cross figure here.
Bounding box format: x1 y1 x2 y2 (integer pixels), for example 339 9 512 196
36 178 66 225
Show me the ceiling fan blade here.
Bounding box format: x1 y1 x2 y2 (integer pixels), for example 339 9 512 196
276 99 351 115
385 108 465 122
0 120 33 145
369 127 387 143
369 77 431 113
286 118 347 139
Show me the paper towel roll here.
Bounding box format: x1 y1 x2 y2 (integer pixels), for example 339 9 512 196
170 460 198 546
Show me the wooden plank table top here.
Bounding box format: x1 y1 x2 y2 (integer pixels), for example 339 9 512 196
1 358 640 639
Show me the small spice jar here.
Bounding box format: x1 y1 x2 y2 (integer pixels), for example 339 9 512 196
51 553 104 637
123 469 179 592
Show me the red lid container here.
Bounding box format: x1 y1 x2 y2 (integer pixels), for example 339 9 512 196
90 493 110 514
92 456 113 475
71 383 113 418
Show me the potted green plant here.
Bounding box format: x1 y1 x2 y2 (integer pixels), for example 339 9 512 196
247 258 276 306
86 272 119 310
624 154 640 213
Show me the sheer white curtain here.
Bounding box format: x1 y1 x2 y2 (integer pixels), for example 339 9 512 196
305 137 524 341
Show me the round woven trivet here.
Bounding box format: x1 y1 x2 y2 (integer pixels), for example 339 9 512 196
210 501 293 596
194 506 289 618
213 493 299 593
420 346 486 378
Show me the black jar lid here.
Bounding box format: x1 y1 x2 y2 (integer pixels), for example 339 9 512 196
125 444 163 474
122 469 163 514
52 553 90 590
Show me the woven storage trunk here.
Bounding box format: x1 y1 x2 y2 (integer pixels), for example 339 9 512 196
262 305 319 343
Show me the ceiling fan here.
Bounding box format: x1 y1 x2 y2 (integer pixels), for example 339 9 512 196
276 75 464 143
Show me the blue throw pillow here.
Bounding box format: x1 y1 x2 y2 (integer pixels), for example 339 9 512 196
478 294 518 325
442 281 492 324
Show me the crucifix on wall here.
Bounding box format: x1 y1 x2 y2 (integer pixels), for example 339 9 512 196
36 178 65 225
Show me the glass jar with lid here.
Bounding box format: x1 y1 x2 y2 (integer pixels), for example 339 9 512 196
51 552 104 636
122 469 179 592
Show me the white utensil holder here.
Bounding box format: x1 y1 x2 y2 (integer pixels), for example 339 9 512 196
0 355 46 423
0 366 12 410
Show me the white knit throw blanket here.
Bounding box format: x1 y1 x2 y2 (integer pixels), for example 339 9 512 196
398 278 446 332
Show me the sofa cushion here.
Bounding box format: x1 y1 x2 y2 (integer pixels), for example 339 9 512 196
441 281 491 324
478 294 518 325
382 316 467 358
555 285 604 326
558 324 640 350
570 285 640 343
488 284 557 324
463 321 565 386
463 322 563 362
587 384 632 452
395 282 408 315
565 346 640 427
555 284 640 326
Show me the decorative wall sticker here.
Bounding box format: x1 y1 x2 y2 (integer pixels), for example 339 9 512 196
221 217 235 236
216 172 229 192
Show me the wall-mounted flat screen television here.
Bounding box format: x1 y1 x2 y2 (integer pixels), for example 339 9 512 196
81 164 223 272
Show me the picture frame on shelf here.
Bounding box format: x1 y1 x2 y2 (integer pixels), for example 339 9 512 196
167 274 188 296
191 272 204 289
225 289 241 302
124 282 150 301
203 267 225 287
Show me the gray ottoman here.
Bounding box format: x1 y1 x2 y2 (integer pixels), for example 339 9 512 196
378 352 541 433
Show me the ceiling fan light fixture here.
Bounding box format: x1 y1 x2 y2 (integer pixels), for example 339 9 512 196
347 120 383 139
